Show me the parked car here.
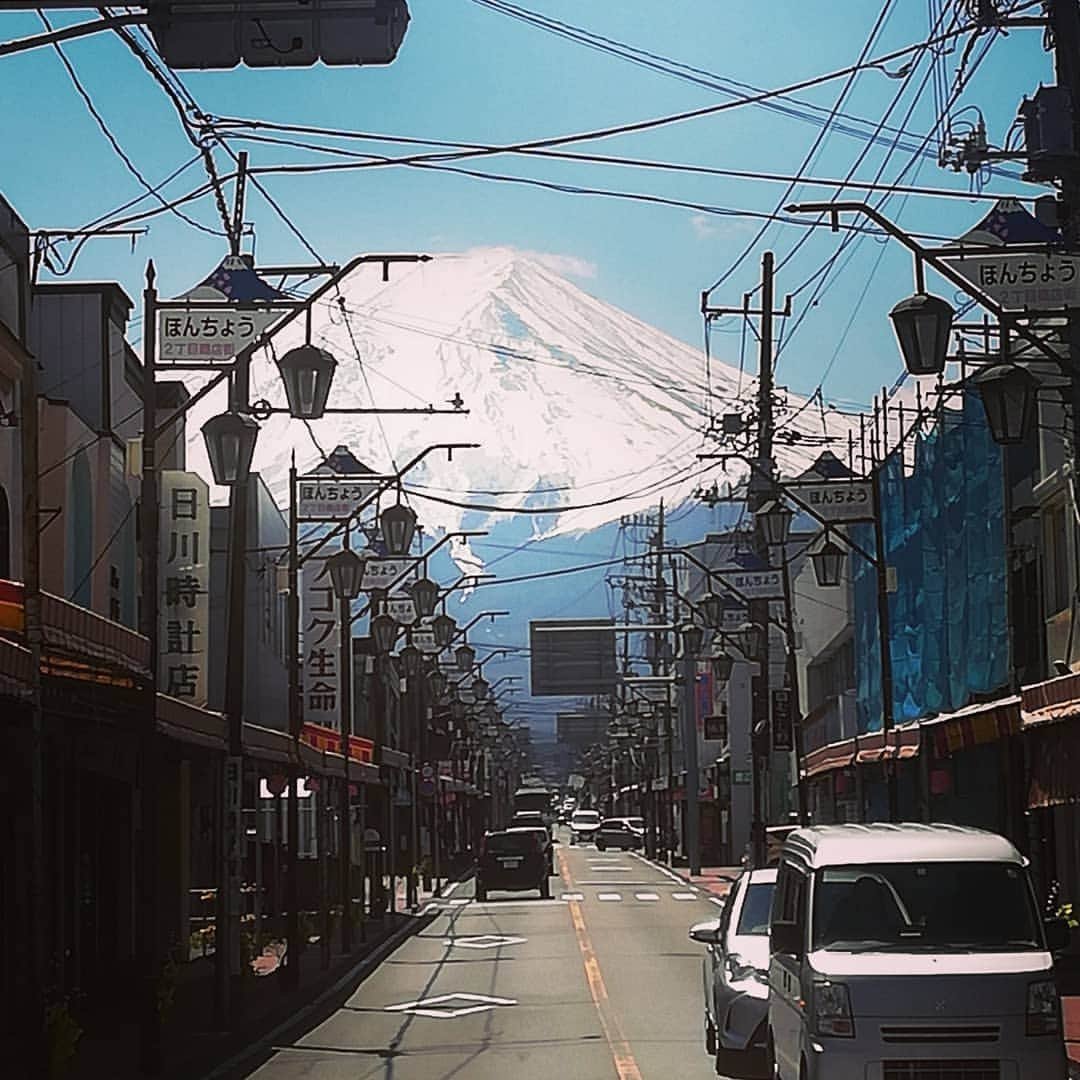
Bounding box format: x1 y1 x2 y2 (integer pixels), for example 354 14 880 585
569 808 602 845
594 817 644 851
507 824 556 876
474 829 550 901
768 824 1071 1080
689 867 775 1078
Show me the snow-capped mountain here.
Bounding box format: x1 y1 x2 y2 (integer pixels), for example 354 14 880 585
183 247 854 541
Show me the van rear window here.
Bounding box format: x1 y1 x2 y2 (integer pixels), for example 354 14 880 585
485 833 538 854
812 862 1041 952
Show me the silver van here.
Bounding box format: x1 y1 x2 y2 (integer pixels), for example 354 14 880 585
767 824 1071 1080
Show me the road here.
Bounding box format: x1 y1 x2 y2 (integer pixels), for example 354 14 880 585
235 836 725 1080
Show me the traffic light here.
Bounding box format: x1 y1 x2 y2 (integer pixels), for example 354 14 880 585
147 0 411 70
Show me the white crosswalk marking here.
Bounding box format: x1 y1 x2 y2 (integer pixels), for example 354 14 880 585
561 892 585 901
634 892 659 901
672 892 698 901
597 892 622 902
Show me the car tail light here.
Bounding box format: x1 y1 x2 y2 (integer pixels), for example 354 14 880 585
813 982 854 1038
1027 979 1061 1035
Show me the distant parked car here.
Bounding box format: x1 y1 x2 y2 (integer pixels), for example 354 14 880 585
475 829 550 901
690 867 774 1078
594 818 644 852
569 809 601 845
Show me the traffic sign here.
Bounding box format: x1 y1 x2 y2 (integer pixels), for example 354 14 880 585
787 480 874 523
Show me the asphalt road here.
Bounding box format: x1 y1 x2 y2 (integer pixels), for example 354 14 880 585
237 835 724 1079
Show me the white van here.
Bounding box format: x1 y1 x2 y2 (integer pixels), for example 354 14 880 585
767 824 1070 1080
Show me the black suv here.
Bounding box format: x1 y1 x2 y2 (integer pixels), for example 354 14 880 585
475 829 551 901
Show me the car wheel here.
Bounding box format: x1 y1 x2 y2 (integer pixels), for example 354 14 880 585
704 1016 717 1056
539 877 551 899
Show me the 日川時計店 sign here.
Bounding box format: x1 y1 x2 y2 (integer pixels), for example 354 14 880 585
943 252 1080 311
297 475 387 519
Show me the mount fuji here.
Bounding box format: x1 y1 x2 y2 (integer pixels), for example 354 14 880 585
181 248 857 744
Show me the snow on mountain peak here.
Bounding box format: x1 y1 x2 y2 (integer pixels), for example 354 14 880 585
182 247 854 541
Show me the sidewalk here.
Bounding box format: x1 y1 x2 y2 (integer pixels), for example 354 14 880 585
69 877 458 1080
635 853 742 898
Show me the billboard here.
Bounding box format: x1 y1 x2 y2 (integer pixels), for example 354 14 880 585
529 618 617 697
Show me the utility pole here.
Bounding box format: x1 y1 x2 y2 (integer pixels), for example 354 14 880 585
702 251 791 868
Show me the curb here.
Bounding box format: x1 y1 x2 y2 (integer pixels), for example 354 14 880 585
200 881 462 1080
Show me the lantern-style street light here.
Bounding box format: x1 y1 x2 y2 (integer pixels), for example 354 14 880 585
202 410 259 486
399 643 423 678
681 623 705 658
701 591 725 629
889 292 955 377
428 668 448 698
371 612 399 653
810 537 846 589
432 613 457 648
276 344 337 420
472 675 490 701
737 621 766 660
410 577 439 618
327 548 365 600
455 643 476 672
711 652 734 683
757 498 794 548
380 502 417 556
975 363 1038 446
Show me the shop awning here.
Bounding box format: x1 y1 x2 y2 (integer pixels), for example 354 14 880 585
156 694 227 752
804 738 855 778
1022 671 1080 729
921 694 1021 756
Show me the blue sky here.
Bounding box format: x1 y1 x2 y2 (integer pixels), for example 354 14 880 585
0 1 1054 410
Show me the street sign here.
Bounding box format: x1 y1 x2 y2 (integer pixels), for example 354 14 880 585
386 592 418 625
411 626 440 654
297 475 386 520
362 557 413 592
787 480 874 523
159 306 279 363
771 689 794 752
942 252 1080 311
721 567 784 600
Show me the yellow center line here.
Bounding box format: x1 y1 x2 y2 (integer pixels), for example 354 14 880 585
558 847 644 1080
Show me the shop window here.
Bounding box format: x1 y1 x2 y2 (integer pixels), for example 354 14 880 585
1043 500 1071 616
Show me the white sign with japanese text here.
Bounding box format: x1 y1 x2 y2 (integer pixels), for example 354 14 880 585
412 621 440 654
301 553 341 731
387 594 418 625
942 253 1080 311
157 307 280 363
297 474 387 520
159 471 211 705
788 480 874 522
362 557 413 592
720 567 784 600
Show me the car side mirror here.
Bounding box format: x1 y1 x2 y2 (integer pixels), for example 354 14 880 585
688 919 723 945
1045 916 1071 953
771 919 803 958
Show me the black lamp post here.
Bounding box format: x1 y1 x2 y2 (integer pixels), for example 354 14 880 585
711 652 734 683
276 344 337 420
410 577 440 618
757 498 794 547
327 548 365 600
472 675 490 701
202 410 259 485
455 643 476 672
889 292 955 377
811 537 846 588
975 363 1038 446
737 621 766 660
399 644 423 679
380 502 417 556
428 668 448 699
371 612 399 653
432 613 457 649
681 623 705 657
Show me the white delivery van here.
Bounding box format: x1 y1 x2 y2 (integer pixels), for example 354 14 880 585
767 824 1070 1080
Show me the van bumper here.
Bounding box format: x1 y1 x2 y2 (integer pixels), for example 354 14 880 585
803 1039 1069 1080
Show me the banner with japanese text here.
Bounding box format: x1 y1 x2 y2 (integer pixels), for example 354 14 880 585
159 471 211 705
301 552 342 731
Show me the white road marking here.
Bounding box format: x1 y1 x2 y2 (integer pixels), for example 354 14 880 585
672 892 698 901
597 892 622 902
385 992 517 1019
443 934 527 949
561 892 585 901
710 897 726 906
634 892 659 901
448 898 470 906
587 866 632 872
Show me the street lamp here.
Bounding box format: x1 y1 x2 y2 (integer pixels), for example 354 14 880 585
810 537 846 588
380 502 417 556
410 577 440 618
399 643 423 678
975 363 1038 446
276 344 337 420
711 652 734 683
757 498 794 547
450 697 466 722
428 668 448 698
371 612 399 653
681 623 705 657
472 675 490 701
432 613 457 648
201 410 259 486
737 621 766 660
888 292 955 377
455 643 476 672
700 591 725 629
327 548 365 600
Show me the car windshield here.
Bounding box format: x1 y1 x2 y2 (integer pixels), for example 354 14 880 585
600 819 624 829
484 833 538 854
625 818 644 830
812 862 1042 952
573 811 600 824
735 882 775 936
